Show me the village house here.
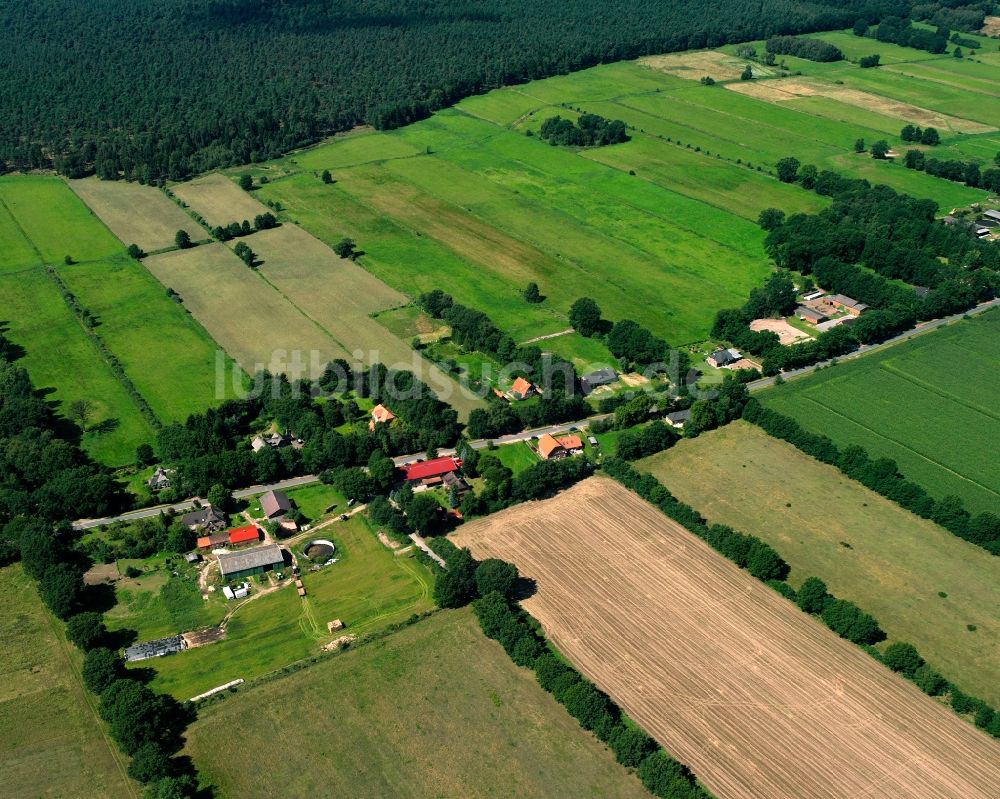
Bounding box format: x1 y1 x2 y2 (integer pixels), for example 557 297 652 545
369 404 396 431
558 434 584 455
707 348 741 368
399 456 464 488
580 367 617 394
196 531 229 550
181 506 227 532
665 409 691 429
251 432 296 452
217 543 285 582
509 376 537 401
147 466 171 492
228 524 261 546
827 294 868 316
442 470 471 495
537 433 567 460
796 306 827 326
260 489 292 520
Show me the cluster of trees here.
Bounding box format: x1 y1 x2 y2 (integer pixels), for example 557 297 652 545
742 399 1000 554
0 0 883 179
425 536 522 609
904 150 1000 192
765 35 844 61
910 1 993 34
537 113 629 147
233 241 256 267
870 17 950 53
211 212 277 242
473 592 709 798
604 456 1000 739
80 514 196 564
900 124 940 145
569 297 684 373
858 53 881 67
156 361 460 499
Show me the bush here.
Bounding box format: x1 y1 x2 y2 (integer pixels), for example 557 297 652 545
881 642 923 676
795 576 828 614
820 598 884 645
912 663 948 696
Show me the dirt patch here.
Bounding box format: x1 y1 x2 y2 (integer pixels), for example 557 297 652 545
183 627 226 648
727 78 995 133
83 562 119 585
618 372 650 387
640 51 779 82
751 318 811 345
378 531 401 550
454 477 1000 799
982 16 1000 36
725 357 760 371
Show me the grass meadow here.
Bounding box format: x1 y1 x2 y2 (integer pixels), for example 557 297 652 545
185 609 650 799
141 516 434 700
761 311 1000 514
640 421 1000 706
0 565 135 799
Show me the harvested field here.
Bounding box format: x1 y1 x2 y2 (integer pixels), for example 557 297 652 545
454 477 1000 799
640 51 779 81
68 177 202 252
171 173 272 229
984 16 1000 36
750 317 810 344
144 243 350 375
726 78 995 133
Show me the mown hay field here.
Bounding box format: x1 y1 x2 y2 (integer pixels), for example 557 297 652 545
68 177 203 253
761 311 1000 514
171 172 272 229
0 565 135 799
640 421 1000 706
454 477 1000 799
185 609 650 799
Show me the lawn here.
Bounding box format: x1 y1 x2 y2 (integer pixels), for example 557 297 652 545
490 441 539 473
639 421 1000 706
760 311 1000 514
0 565 135 799
143 515 434 699
184 609 650 799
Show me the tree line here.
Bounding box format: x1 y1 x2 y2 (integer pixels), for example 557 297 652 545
903 149 1000 192
537 113 629 147
0 0 901 181
603 457 1000 740
765 35 844 61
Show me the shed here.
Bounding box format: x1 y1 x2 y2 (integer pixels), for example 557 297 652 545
982 209 1000 223
185 552 201 564
217 543 285 581
260 489 292 519
796 305 827 325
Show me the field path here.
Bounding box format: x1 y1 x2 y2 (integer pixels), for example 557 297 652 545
454 478 1000 799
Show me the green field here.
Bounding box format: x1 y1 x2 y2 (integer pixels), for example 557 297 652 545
639 421 1000 706
138 516 434 700
185 609 650 798
761 311 1000 514
0 565 135 799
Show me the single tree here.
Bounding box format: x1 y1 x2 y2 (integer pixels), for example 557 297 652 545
881 642 923 676
333 237 357 259
757 207 785 231
174 229 192 249
568 297 603 337
135 443 155 467
795 576 828 614
870 139 890 159
82 647 124 694
953 46 963 59
64 255 74 265
920 127 940 146
321 169 333 184
740 64 753 80
523 281 542 303
238 173 254 191
66 611 107 651
126 243 145 260
699 76 715 85
206 483 231 511
852 19 868 37
67 398 94 431
853 137 865 153
475 558 518 598
127 743 172 783
775 156 800 183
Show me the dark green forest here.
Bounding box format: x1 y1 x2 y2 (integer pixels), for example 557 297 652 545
0 0 902 181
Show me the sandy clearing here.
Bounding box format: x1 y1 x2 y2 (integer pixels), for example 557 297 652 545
750 317 811 345
727 78 994 133
454 477 1000 799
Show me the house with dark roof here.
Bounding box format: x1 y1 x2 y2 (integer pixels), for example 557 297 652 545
217 543 285 581
707 348 741 368
665 409 692 429
442 470 470 495
196 532 229 550
580 367 617 394
147 467 171 492
828 294 868 316
181 506 228 532
260 489 292 520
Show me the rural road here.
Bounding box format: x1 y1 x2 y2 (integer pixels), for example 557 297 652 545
74 300 995 530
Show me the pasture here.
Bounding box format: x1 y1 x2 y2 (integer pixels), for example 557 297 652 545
454 477 1000 799
185 609 650 798
142 516 434 700
640 421 1000 705
761 312 1000 514
170 172 271 229
68 177 203 253
0 565 134 799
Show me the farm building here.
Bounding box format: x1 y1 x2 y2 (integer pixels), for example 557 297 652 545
228 524 261 546
147 466 171 491
827 294 868 316
124 635 185 663
796 306 827 325
588 435 599 446
558 435 584 454
537 433 567 460
399 456 463 486
442 470 471 494
260 489 291 519
707 348 741 368
801 289 825 302
182 506 227 532
581 367 617 394
510 376 537 400
666 409 692 429
185 552 201 564
217 543 285 581
196 532 229 550
981 209 1000 223
369 404 396 431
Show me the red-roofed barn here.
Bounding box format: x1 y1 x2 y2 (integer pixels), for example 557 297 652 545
228 525 261 546
399 456 463 484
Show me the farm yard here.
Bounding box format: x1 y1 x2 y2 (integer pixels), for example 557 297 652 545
185 609 650 798
454 477 1000 799
0 565 134 799
640 421 1000 706
760 311 1000 514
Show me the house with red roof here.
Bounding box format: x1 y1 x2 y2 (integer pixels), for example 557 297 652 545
369 404 396 432
509 376 536 401
228 524 261 546
399 456 463 487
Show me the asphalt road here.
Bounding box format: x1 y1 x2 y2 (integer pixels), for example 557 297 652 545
74 299 997 530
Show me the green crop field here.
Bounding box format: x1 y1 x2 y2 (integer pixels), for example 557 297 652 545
0 565 135 799
139 516 434 700
185 609 650 799
761 311 1000 514
639 421 1000 706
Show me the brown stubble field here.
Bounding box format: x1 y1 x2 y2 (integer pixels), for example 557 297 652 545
453 477 1000 799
